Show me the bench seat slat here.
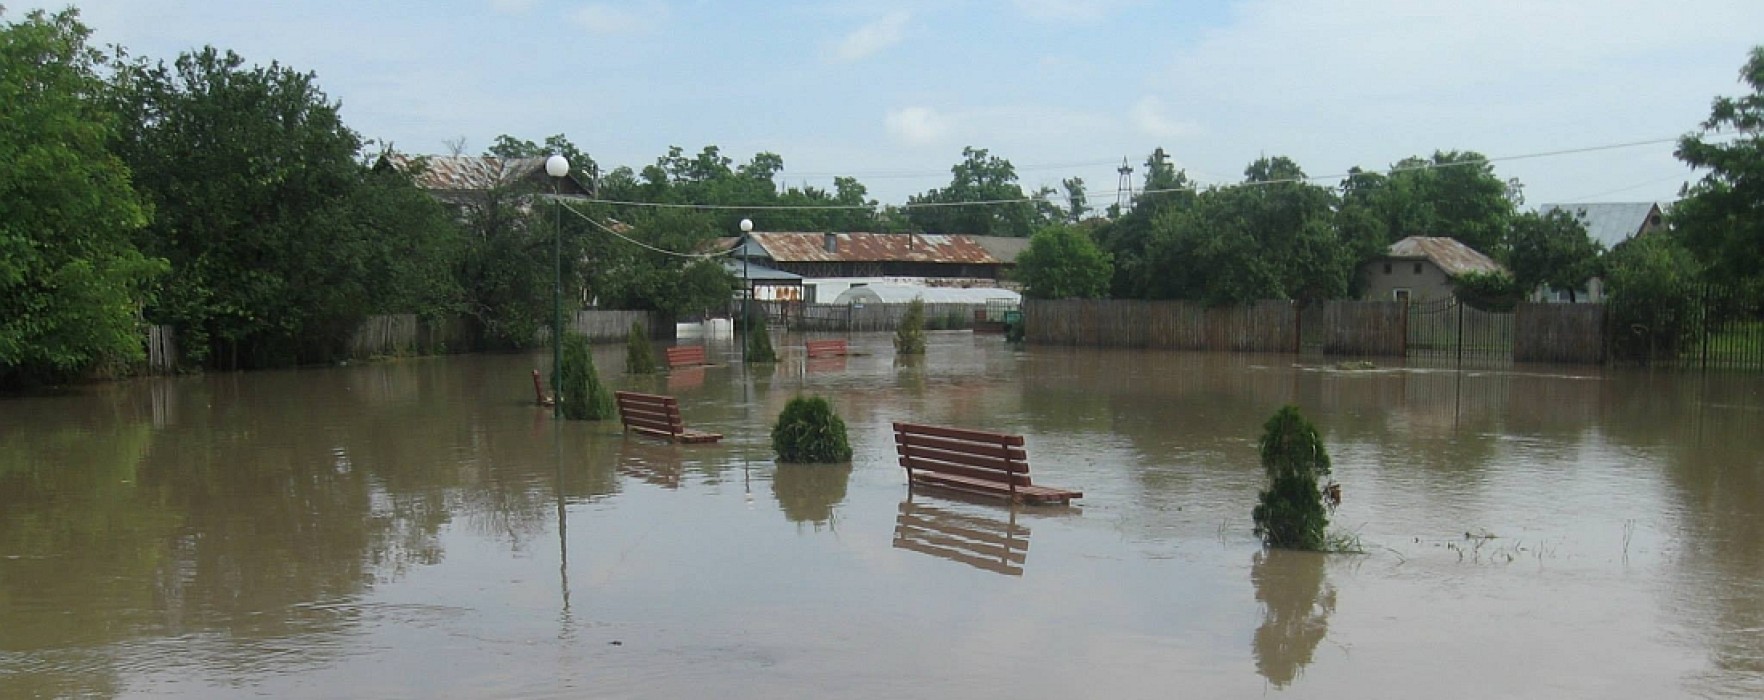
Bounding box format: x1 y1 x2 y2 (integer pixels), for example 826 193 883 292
899 458 1031 487
910 471 1080 505
895 433 1027 462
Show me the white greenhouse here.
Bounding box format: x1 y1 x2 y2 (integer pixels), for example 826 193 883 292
830 284 1020 306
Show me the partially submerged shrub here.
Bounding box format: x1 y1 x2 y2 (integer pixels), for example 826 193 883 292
771 395 853 463
895 298 926 355
1252 405 1332 550
625 321 656 374
559 332 615 420
746 314 777 363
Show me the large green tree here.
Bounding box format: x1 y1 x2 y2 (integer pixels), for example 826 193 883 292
1015 224 1113 299
1674 46 1764 286
1506 210 1603 301
1344 151 1515 258
906 147 1047 237
1142 157 1349 304
113 47 453 367
1 9 164 385
1092 147 1200 298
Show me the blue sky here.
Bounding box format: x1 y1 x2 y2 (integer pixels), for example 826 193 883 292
29 0 1764 211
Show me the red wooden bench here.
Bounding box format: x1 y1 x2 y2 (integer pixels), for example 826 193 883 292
805 339 848 358
665 345 707 369
893 422 1081 505
615 391 723 444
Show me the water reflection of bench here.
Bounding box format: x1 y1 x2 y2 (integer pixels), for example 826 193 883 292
616 440 685 489
893 496 1029 576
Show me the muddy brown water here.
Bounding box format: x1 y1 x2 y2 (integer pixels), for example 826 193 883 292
3 332 1761 698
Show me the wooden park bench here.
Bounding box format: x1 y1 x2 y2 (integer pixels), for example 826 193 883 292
805 339 848 358
893 422 1081 505
615 391 723 444
665 345 707 369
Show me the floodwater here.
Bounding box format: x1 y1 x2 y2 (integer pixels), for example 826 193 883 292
3 332 1762 699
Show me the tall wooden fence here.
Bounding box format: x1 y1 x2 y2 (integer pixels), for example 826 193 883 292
1025 300 1297 352
1322 301 1406 356
1514 303 1606 364
349 314 476 358
569 309 662 342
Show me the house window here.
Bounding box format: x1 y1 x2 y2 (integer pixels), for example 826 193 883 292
1413 262 1423 274
1393 289 1411 304
1383 263 1392 274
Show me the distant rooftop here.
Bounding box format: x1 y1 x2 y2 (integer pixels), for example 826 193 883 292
379 154 593 195
1384 236 1506 278
749 232 1002 265
1536 202 1664 249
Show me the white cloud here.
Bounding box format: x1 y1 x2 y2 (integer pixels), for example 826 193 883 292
832 11 910 62
572 1 667 36
1130 97 1201 141
1011 0 1133 23
885 107 951 147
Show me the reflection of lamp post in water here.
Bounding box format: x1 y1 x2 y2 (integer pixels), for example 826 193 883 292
545 154 570 419
739 218 753 363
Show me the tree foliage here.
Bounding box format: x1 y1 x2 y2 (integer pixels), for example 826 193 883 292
1604 234 1704 363
1 9 164 385
771 395 853 463
1252 405 1333 551
1015 224 1112 299
558 332 614 420
624 321 656 374
1342 151 1515 258
1506 210 1603 301
1143 157 1351 304
906 147 1048 237
895 298 927 355
1674 46 1764 286
112 46 458 367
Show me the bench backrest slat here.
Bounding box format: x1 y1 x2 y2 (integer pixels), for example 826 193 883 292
893 422 1032 488
665 346 706 368
805 339 847 358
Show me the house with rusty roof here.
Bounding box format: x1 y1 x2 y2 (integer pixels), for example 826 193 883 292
1358 236 1506 304
376 154 595 204
728 232 1013 302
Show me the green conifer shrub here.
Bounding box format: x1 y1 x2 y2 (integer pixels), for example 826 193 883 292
771 395 853 463
895 298 927 355
1252 405 1332 550
559 332 615 420
625 321 656 374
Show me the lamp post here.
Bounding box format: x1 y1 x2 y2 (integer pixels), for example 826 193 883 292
546 154 570 418
739 218 753 364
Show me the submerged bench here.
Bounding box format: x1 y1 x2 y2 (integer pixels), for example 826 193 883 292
893 422 1081 505
615 391 723 444
805 339 848 358
665 345 707 369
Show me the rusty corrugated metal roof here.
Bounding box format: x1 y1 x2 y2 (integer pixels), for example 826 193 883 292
381 154 593 195
1386 236 1506 277
751 232 1002 264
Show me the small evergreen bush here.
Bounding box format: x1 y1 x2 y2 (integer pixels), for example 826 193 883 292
625 321 656 374
895 298 927 355
1252 405 1332 550
771 395 853 463
746 311 777 363
559 332 615 420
